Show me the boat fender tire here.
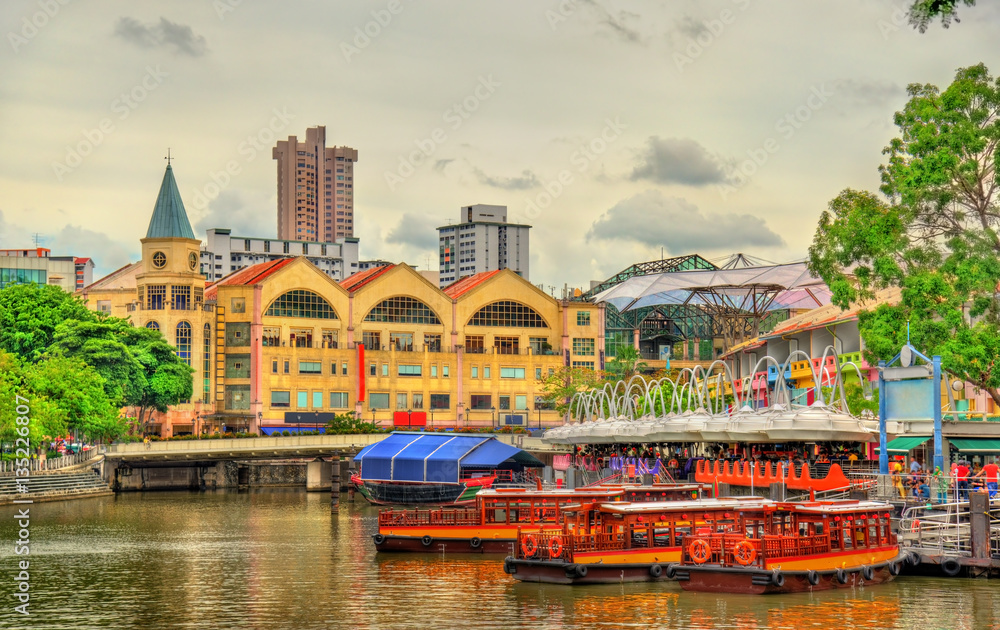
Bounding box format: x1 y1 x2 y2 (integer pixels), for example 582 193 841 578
421 535 433 547
564 564 578 578
835 569 848 584
576 564 589 578
503 558 516 575
907 551 921 568
649 564 663 578
806 570 820 586
665 564 677 580
888 561 901 576
861 565 874 581
470 537 482 549
771 571 785 588
942 558 962 577
373 534 386 546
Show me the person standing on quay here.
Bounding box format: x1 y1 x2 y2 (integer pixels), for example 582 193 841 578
956 460 971 500
932 466 949 503
892 461 907 499
973 458 999 498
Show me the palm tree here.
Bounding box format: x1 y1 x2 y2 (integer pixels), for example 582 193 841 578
606 345 648 380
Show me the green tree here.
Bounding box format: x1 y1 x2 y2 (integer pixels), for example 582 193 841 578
909 0 976 32
23 355 126 443
537 366 605 416
0 284 95 360
51 318 194 433
809 63 1000 406
605 345 649 380
325 412 378 434
0 352 68 454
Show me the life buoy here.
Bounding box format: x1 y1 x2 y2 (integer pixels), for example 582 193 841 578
421 535 433 547
807 570 820 586
771 571 785 588
373 533 386 545
548 536 564 558
521 534 538 557
576 564 588 578
862 565 874 581
734 540 757 566
942 558 962 577
649 564 663 578
835 568 848 584
668 459 679 469
689 538 711 564
470 537 482 549
888 561 901 576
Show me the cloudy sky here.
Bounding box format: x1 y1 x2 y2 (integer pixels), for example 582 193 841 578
1 0 997 290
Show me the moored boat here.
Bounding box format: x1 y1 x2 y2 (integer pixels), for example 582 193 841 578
374 483 710 554
673 500 906 594
504 497 769 584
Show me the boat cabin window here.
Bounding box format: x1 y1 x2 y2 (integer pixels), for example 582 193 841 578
813 522 824 536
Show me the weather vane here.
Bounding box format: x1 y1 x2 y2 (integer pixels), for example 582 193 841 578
165 148 173 166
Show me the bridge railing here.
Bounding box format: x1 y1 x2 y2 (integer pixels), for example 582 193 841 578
0 447 104 474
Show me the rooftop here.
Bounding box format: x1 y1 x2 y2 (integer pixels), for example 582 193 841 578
340 264 395 292
146 165 195 240
442 269 502 298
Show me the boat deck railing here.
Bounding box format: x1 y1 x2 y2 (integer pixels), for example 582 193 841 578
898 499 1000 556
378 507 480 527
679 532 833 569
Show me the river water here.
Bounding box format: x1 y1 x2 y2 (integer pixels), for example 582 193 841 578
2 489 999 629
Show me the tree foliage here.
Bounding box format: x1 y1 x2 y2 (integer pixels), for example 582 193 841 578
0 283 95 360
325 412 379 434
909 0 976 32
605 345 649 380
537 366 606 416
809 63 1000 405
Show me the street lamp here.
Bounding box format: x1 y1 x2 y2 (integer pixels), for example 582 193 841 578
407 408 412 430
491 406 497 430
256 411 262 436
371 408 376 428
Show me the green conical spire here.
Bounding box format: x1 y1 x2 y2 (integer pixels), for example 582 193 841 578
146 164 195 239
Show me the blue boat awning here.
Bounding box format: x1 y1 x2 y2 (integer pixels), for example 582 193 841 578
355 433 543 484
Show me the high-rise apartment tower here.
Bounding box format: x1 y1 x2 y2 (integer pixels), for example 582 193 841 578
273 126 357 242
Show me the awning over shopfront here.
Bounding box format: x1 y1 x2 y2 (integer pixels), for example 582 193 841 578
874 436 931 454
949 438 1000 453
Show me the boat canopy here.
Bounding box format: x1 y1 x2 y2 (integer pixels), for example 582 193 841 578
355 432 544 484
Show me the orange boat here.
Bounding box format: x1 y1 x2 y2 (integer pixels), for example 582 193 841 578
673 500 906 594
374 483 710 554
504 497 767 584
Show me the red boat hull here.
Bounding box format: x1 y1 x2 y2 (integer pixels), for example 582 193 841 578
675 555 905 594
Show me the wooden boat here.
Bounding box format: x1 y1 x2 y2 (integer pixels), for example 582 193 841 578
374 483 710 554
673 500 906 594
504 497 769 584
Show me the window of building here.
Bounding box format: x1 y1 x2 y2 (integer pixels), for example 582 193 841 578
515 395 528 410
572 361 595 370
499 395 510 410
465 335 485 353
369 363 376 376
146 321 159 330
322 329 338 348
297 391 308 408
290 328 313 348
312 391 323 408
362 331 380 350
271 391 290 408
363 297 441 324
500 367 525 379
299 361 322 374
175 322 192 365
535 367 542 380
262 326 281 347
424 334 442 352
412 393 424 409
381 363 389 376
330 392 348 408
470 394 491 410
203 324 212 403
341 362 348 375
264 241 270 253
396 393 407 409
471 366 478 379
283 242 290 254
398 365 422 376
442 365 449 377
272 359 279 374
230 297 246 313
494 336 519 354
430 394 450 410
572 338 595 356
431 365 438 378
96 300 112 314
265 290 338 319
390 332 413 351
484 366 491 379
146 285 166 310
577 311 591 326
468 301 548 328
369 392 389 410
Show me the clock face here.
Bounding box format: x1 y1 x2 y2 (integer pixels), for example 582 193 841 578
189 252 198 270
152 251 167 269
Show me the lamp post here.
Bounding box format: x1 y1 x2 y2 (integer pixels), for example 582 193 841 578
256 411 262 436
407 408 412 430
491 406 497 430
371 408 377 429
536 406 542 429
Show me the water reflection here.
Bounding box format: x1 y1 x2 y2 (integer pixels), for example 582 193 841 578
1 490 999 629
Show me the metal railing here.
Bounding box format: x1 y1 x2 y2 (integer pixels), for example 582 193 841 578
0 447 104 474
